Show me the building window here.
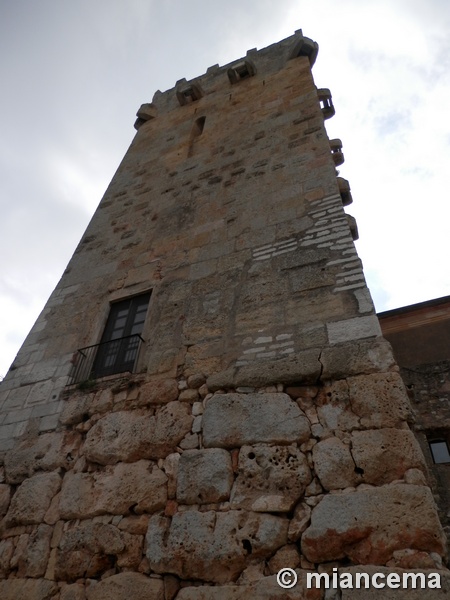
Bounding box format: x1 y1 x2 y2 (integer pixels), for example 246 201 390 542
429 439 450 464
69 292 151 385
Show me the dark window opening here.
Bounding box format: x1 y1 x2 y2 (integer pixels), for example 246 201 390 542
68 292 150 385
193 116 206 136
227 61 255 84
429 439 450 464
176 84 203 106
187 117 206 158
93 293 150 378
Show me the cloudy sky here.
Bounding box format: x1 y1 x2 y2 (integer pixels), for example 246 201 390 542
1 0 450 378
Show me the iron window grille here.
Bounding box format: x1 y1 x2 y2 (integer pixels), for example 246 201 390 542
68 334 145 385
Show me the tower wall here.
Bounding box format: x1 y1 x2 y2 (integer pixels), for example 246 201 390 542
0 31 448 599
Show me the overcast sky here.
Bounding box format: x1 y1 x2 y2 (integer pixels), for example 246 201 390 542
1 0 450 378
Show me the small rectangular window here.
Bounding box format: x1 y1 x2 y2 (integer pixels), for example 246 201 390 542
429 440 450 464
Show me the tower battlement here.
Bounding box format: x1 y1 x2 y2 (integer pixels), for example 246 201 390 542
135 29 318 127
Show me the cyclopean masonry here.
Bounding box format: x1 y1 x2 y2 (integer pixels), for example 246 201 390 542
0 29 448 600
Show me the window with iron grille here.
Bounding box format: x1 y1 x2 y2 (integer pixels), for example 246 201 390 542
92 293 151 378
69 292 150 385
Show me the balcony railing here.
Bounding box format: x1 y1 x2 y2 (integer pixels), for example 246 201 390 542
68 334 144 386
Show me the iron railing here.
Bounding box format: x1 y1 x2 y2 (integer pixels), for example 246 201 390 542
68 334 144 386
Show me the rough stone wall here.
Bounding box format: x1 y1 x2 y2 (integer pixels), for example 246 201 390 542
0 30 449 598
0 373 449 599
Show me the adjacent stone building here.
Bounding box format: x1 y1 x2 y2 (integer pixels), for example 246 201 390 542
379 295 450 558
0 30 448 599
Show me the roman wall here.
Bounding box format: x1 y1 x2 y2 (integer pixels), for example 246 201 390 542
0 30 448 598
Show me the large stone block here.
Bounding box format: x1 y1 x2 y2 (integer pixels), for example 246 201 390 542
315 379 361 433
313 437 359 490
59 460 167 519
137 378 178 406
16 523 52 578
351 428 427 485
0 579 58 600
55 522 125 581
59 392 92 426
230 444 311 512
86 572 164 600
302 484 446 564
83 402 192 464
177 449 233 504
146 510 288 583
347 372 412 428
5 471 61 526
176 572 323 599
320 338 396 380
4 431 81 484
207 349 322 389
327 315 381 344
202 393 310 448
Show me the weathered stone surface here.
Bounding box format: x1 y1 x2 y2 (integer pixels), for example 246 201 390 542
207 349 322 390
55 522 125 581
288 502 311 542
60 584 86 600
59 393 92 426
83 402 193 464
339 566 450 599
59 460 167 518
202 393 310 448
230 445 311 512
302 484 446 564
327 315 381 344
16 523 52 578
4 431 81 483
316 379 360 432
137 378 178 406
188 373 206 389
5 471 61 526
118 514 150 535
0 538 14 577
162 452 180 498
177 449 233 504
146 510 288 583
116 531 143 569
176 572 323 599
86 573 164 600
0 483 11 515
320 338 396 380
313 437 359 490
90 388 114 414
347 372 412 428
351 429 427 485
0 579 58 600
178 388 199 402
267 544 301 573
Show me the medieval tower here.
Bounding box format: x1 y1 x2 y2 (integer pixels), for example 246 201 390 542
0 30 448 599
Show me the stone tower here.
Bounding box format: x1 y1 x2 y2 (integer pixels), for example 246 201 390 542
0 30 448 599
